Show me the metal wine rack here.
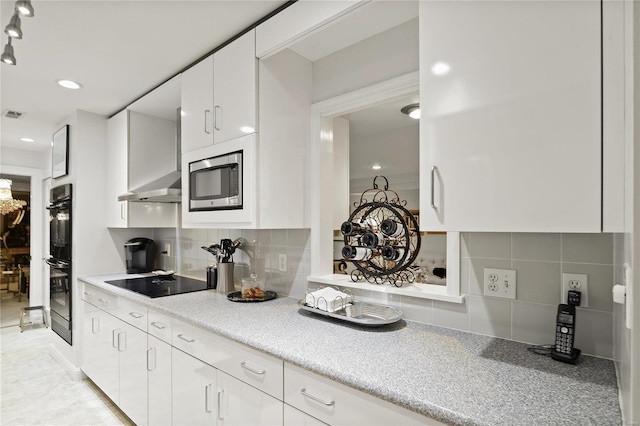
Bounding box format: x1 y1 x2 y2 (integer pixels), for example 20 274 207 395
342 176 421 287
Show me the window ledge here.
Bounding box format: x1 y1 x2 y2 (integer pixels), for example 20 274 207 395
307 274 465 304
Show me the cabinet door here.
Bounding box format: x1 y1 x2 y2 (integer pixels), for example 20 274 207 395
182 56 215 153
81 302 120 404
105 111 129 228
419 1 601 232
213 29 257 144
117 322 148 426
284 404 327 426
216 370 283 426
172 348 217 425
148 335 172 426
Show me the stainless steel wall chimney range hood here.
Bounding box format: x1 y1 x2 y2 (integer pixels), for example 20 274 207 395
118 107 182 203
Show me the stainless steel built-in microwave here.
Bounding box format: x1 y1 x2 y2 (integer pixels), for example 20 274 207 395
189 150 242 211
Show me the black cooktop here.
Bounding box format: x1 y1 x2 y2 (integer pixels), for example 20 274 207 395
105 275 211 298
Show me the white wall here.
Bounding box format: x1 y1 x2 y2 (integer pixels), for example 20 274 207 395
312 18 418 103
0 146 48 170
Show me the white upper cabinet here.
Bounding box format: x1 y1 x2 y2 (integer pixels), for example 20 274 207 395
419 0 621 233
105 110 129 228
182 30 257 154
214 30 257 144
181 55 215 153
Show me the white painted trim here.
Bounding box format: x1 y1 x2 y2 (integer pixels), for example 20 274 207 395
49 341 84 381
309 71 462 301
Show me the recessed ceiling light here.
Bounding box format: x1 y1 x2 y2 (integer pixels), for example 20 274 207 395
372 164 382 170
20 137 34 142
431 61 451 76
400 103 420 120
57 79 83 90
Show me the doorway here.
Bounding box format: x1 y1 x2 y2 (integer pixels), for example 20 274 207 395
0 174 31 328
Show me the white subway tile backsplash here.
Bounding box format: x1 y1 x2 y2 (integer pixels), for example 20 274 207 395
288 228 309 248
562 233 613 264
468 295 511 339
511 260 561 305
461 233 470 258
399 296 433 324
512 233 561 262
574 308 613 359
511 301 557 345
271 229 287 246
468 233 511 259
460 257 470 295
432 299 469 331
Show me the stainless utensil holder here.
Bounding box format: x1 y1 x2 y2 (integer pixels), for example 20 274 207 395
217 262 234 293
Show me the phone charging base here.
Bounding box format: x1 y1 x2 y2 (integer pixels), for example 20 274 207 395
551 348 581 364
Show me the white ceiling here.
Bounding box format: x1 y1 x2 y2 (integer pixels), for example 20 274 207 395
0 0 287 152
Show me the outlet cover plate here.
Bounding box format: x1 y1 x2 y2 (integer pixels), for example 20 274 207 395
483 268 517 299
279 254 287 272
562 273 588 307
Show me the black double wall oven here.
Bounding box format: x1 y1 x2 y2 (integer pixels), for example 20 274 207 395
47 184 72 344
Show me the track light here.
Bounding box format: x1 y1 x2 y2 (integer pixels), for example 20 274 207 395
15 0 34 17
4 13 22 39
1 38 16 65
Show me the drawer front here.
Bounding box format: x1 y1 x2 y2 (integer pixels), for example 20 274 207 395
214 335 284 400
148 310 172 343
171 319 218 363
113 298 148 332
81 282 118 312
284 363 438 426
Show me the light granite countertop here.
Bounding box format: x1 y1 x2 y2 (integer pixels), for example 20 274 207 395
80 273 622 426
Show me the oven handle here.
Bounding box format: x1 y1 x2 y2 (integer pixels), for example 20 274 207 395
45 259 69 269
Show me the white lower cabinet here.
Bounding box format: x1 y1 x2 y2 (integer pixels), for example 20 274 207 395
284 404 327 426
217 370 283 426
172 347 218 425
284 363 443 426
81 300 148 425
148 335 172 425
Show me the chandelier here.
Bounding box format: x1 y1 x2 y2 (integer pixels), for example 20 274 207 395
0 178 27 215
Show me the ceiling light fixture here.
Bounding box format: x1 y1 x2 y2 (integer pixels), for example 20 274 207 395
57 79 83 90
372 164 382 170
20 137 34 142
400 103 420 120
431 61 451 76
15 0 35 18
0 178 27 215
4 13 22 39
1 38 16 65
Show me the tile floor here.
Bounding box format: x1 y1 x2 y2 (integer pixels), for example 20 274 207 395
0 321 133 425
0 291 29 329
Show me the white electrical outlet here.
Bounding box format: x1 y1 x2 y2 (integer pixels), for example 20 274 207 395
483 268 517 299
562 273 588 307
279 254 287 272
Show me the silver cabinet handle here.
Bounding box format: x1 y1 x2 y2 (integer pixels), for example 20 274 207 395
204 110 212 134
120 203 126 220
117 331 126 352
430 165 438 211
177 334 194 343
98 298 109 305
300 388 335 406
151 321 166 330
205 384 213 413
112 328 120 348
147 348 156 371
214 105 221 131
91 317 99 334
240 361 265 375
129 312 144 319
83 291 93 297
217 389 224 420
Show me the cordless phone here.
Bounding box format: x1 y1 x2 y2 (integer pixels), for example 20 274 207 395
550 292 581 364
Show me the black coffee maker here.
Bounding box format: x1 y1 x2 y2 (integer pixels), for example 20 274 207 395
125 238 156 273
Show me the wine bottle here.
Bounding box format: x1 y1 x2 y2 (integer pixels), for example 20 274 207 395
342 245 373 261
362 232 385 248
381 245 406 261
381 219 403 238
340 220 367 236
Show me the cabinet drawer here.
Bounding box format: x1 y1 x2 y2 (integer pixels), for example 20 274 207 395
284 363 440 426
81 283 118 312
214 335 283 400
113 298 147 332
172 319 219 364
148 310 172 343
